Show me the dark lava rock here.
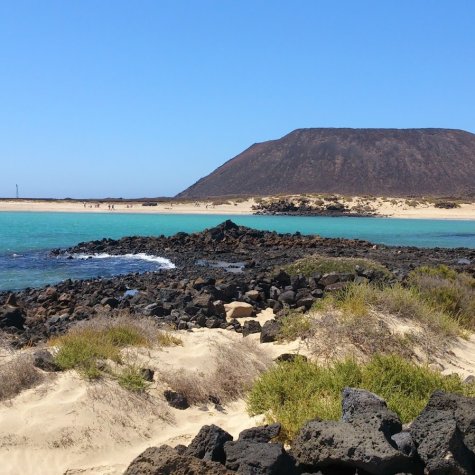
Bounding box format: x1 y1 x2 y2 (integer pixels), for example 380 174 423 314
391 432 418 459
224 439 296 474
274 353 308 363
140 368 154 382
278 290 296 305
164 390 189 410
319 273 341 286
32 349 61 372
238 424 281 443
242 319 262 337
184 424 233 463
410 391 475 474
292 419 417 475
100 297 119 308
124 444 233 475
260 319 281 343
342 387 402 438
0 305 25 329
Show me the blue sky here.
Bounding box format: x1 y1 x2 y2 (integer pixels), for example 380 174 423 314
0 1 474 198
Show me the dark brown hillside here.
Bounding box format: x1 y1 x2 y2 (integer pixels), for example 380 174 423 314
177 128 475 198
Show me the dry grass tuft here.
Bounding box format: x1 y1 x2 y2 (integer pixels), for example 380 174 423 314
160 336 272 405
0 354 44 401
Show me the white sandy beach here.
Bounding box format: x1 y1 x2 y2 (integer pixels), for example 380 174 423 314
0 197 474 219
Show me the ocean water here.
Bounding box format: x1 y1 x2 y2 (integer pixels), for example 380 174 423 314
0 212 474 291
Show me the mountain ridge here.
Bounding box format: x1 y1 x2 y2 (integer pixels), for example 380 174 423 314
177 128 475 198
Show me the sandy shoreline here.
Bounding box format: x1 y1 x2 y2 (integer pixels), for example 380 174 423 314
0 197 474 220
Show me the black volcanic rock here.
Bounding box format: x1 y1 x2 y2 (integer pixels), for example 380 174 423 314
177 128 475 197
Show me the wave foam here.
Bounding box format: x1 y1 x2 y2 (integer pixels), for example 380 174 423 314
72 252 175 268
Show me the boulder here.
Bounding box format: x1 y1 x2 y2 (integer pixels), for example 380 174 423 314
245 290 260 301
242 320 262 337
140 368 154 382
278 290 296 305
225 301 254 320
124 445 233 475
0 305 25 329
184 424 233 463
33 349 61 372
319 273 341 286
260 319 281 343
238 424 281 443
410 391 475 474
292 419 417 475
100 297 119 308
342 387 402 438
224 440 296 474
164 390 189 410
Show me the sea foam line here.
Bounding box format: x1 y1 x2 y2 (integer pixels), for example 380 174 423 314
72 252 176 268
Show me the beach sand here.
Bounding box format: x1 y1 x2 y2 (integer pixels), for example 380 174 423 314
0 196 474 219
0 325 303 475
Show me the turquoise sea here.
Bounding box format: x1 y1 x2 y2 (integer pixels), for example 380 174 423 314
0 212 474 291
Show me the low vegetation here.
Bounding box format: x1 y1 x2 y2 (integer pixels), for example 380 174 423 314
116 364 152 392
0 354 44 401
247 355 475 442
408 265 475 330
283 255 392 279
50 316 182 381
316 282 463 338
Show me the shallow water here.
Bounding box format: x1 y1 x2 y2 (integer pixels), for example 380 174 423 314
0 212 473 291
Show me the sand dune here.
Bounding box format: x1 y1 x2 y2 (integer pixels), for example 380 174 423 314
0 328 301 475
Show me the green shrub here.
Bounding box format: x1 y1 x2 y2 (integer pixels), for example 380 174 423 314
247 354 475 441
283 256 391 279
50 319 181 380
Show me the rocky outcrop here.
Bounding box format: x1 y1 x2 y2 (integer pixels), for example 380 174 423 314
1 221 474 347
409 391 475 474
124 445 233 474
184 424 233 463
124 389 475 474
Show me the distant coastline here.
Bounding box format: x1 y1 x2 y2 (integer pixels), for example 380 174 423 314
0 195 474 220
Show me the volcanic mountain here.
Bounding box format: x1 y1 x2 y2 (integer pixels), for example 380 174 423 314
177 128 475 198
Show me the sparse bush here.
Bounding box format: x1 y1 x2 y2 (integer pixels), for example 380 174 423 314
316 282 462 338
0 354 44 401
283 256 392 279
434 201 460 209
160 337 272 405
408 265 475 330
277 312 313 342
247 355 475 442
308 311 417 362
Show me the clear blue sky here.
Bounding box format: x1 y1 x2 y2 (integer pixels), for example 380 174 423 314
1 1 474 198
